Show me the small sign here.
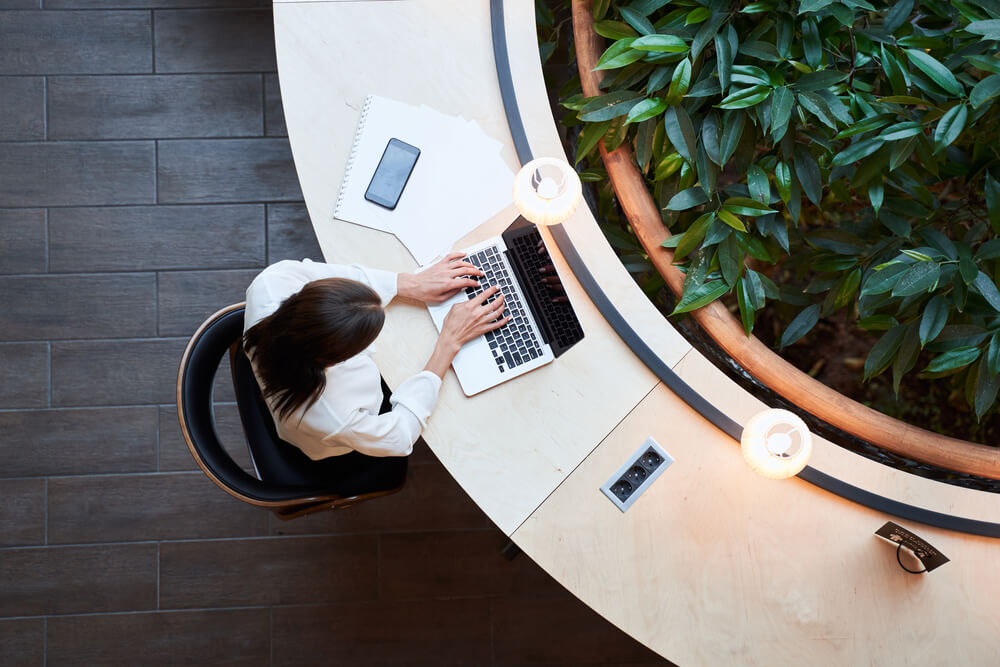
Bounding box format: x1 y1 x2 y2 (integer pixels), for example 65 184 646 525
875 521 950 573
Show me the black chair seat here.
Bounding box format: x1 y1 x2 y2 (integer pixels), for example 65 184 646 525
177 303 407 518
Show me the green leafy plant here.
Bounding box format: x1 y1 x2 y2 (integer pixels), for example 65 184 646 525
563 0 1000 420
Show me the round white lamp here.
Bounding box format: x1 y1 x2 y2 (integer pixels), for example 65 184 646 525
740 409 813 479
512 157 583 226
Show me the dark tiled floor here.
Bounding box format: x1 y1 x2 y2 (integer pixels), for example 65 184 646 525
0 2 668 665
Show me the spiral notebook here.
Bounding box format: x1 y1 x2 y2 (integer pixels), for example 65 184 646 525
333 94 514 264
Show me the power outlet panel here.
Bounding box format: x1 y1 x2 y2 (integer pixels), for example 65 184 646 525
600 437 673 512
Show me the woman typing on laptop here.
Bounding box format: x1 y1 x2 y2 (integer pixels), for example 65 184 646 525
243 254 509 460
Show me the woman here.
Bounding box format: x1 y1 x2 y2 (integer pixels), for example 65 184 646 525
243 253 508 460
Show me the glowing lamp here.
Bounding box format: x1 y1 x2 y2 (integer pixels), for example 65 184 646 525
512 157 583 226
740 409 813 479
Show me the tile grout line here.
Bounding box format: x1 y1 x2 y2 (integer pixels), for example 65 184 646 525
268 606 274 667
44 208 50 273
43 477 48 545
150 10 157 75
42 616 46 667
156 541 161 610
155 404 161 472
42 75 48 140
46 342 52 408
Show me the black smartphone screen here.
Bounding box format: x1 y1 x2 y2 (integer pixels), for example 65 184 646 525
364 138 420 210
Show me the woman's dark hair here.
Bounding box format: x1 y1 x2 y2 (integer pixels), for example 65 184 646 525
243 278 385 421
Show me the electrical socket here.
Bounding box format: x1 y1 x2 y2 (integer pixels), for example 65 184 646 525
600 437 673 512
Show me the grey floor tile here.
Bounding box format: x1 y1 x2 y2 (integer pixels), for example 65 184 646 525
0 406 157 477
0 0 42 9
0 342 48 409
51 337 188 406
156 268 260 336
0 141 155 207
0 273 156 341
0 543 157 616
0 208 46 274
0 76 44 140
0 10 152 75
271 600 493 667
0 618 43 667
154 9 276 73
48 472 269 544
267 202 323 262
46 609 271 667
49 205 265 272
0 479 45 548
159 535 378 609
157 138 300 204
47 0 267 8
159 403 252 472
264 72 286 136
48 74 263 140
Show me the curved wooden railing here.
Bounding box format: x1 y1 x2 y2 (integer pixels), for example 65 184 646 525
572 0 1000 480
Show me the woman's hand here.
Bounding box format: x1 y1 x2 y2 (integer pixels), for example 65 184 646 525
424 286 510 378
398 253 483 303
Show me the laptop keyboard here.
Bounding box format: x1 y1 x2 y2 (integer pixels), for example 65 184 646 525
463 247 544 373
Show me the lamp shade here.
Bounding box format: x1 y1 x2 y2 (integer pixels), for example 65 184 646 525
512 157 583 226
740 409 813 479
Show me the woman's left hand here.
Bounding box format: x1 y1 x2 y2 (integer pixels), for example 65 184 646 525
397 252 484 303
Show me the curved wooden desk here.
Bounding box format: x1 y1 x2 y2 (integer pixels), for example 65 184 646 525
274 1 1000 663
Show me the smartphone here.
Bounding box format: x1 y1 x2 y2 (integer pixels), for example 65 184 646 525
364 138 421 210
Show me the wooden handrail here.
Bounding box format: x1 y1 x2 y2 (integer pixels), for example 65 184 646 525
572 0 1000 479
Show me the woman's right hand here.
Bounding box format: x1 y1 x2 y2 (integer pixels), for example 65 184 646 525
424 286 510 379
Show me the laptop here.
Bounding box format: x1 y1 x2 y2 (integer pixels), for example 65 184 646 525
427 217 585 395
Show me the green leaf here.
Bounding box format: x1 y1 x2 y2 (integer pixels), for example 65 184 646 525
799 0 836 13
625 98 667 124
719 112 744 164
972 270 1000 311
594 39 644 71
832 267 862 310
905 49 964 96
719 234 742 286
970 74 1000 109
674 212 715 260
685 7 712 24
646 66 673 94
861 262 908 296
575 120 612 164
864 323 907 380
747 165 770 204
878 96 934 106
593 20 638 40
795 69 848 92
966 54 1000 74
744 268 766 308
987 332 1000 375
834 113 894 139
893 323 921 394
794 148 823 206
664 187 709 211
802 18 822 70
868 181 884 217
779 304 821 348
808 229 866 255
702 113 721 166
889 136 918 170
884 0 914 33
933 104 968 152
797 91 838 130
737 277 756 335
775 161 792 203
966 19 1000 40
619 7 656 35
958 244 978 284
631 34 689 53
723 196 775 216
663 106 697 164
925 346 981 373
830 137 883 167
692 12 727 60
919 294 950 346
714 32 733 90
859 314 898 330
717 85 772 109
877 121 924 141
973 359 1000 421
665 59 692 105
579 91 644 121
770 86 794 141
695 142 717 197
670 279 730 314
892 261 941 297
717 208 747 231
592 0 610 20
635 118 656 171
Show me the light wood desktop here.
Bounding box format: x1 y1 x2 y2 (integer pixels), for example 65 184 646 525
274 0 1000 663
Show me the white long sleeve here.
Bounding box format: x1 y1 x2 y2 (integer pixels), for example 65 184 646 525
243 259 439 458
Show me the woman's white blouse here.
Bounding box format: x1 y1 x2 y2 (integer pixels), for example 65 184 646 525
243 259 441 459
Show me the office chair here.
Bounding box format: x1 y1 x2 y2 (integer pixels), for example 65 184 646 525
176 303 407 520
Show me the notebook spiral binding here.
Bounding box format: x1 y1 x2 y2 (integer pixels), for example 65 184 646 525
334 94 374 219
